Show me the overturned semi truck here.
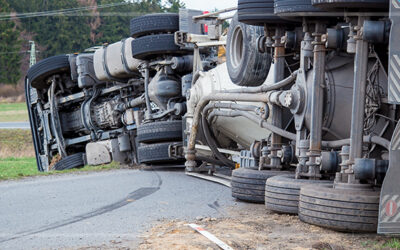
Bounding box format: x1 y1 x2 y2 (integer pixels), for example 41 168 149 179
26 1 400 235
25 11 211 171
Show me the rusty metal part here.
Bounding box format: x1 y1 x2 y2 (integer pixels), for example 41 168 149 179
348 18 370 169
335 145 350 183
142 63 152 120
296 139 309 178
306 23 326 179
269 27 286 169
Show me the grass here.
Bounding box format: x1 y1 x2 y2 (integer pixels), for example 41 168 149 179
0 157 123 181
361 238 400 249
0 102 27 112
0 102 28 122
382 238 400 249
0 123 125 180
0 129 124 181
0 129 34 158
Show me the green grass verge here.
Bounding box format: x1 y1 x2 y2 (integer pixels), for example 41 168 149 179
0 157 123 181
0 103 27 112
0 129 34 158
0 102 28 122
382 238 400 249
361 237 400 249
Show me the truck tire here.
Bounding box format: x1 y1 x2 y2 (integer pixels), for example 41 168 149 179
299 184 380 232
274 0 323 15
311 0 388 10
131 34 187 60
137 142 183 164
231 168 290 203
130 13 179 38
27 55 70 90
237 0 283 25
137 120 182 143
226 14 272 87
265 175 332 214
53 153 85 171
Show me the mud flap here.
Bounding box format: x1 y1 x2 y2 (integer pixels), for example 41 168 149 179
378 121 400 234
388 0 400 104
379 0 400 234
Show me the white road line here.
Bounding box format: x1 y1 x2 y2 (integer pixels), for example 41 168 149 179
187 224 234 250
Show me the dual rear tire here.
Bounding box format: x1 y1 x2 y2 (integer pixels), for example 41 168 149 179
265 175 332 214
299 184 380 233
231 173 380 232
130 13 189 60
136 120 184 165
231 168 291 203
311 0 388 10
263 175 379 233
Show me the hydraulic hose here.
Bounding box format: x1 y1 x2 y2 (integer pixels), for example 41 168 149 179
201 113 236 169
223 70 298 94
321 136 390 150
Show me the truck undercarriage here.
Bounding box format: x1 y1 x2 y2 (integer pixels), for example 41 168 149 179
25 0 400 235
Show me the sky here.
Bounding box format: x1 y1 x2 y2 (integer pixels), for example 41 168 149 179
181 0 237 12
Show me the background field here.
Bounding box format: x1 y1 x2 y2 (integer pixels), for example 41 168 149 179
0 129 34 158
0 102 28 122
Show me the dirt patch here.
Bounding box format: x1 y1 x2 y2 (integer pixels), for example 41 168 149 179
137 204 390 250
49 154 62 170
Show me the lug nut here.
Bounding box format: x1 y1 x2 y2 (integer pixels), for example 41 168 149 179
284 92 293 108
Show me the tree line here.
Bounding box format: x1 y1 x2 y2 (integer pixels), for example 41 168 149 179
0 0 184 85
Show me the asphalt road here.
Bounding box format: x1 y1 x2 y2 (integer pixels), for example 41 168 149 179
0 122 30 129
0 169 238 249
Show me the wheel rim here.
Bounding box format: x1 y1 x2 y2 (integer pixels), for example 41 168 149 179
230 25 245 69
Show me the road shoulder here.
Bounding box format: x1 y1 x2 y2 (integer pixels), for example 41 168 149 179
136 203 390 249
